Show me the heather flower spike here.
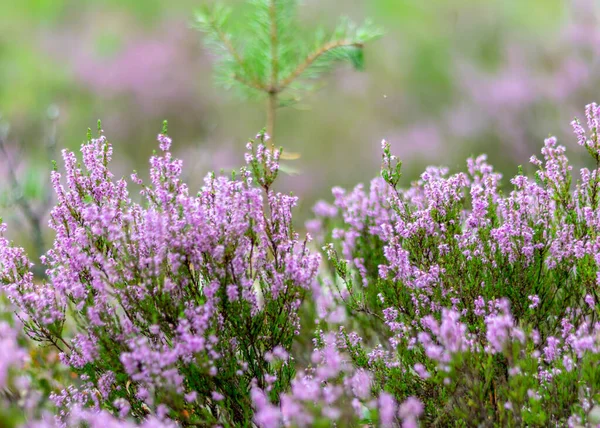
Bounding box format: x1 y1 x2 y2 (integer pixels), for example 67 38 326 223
1 128 319 425
4 105 600 425
307 103 600 426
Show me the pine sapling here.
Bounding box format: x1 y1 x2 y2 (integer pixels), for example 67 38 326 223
195 0 381 155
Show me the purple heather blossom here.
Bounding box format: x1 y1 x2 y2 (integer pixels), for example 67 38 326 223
378 392 398 427
528 295 540 309
7 100 600 425
252 388 282 427
398 397 424 428
0 320 26 389
585 294 595 308
485 307 514 353
413 362 430 379
1 132 320 425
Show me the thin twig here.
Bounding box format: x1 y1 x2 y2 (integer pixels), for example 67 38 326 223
0 136 45 260
0 124 55 278
0 136 38 225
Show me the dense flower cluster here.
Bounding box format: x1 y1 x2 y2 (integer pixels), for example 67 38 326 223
251 331 423 427
3 105 600 426
309 103 600 426
1 129 319 425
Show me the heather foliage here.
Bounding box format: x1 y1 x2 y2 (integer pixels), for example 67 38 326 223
1 128 320 425
308 103 600 426
4 106 600 426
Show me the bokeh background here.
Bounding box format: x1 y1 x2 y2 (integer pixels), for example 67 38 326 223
1 0 600 257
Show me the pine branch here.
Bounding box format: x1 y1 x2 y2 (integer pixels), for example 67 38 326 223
195 6 267 92
215 26 245 70
279 39 364 90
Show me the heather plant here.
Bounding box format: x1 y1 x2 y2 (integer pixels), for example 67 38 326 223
250 330 424 427
5 104 600 426
0 126 320 425
0 294 69 428
195 0 381 148
0 309 30 424
306 103 600 426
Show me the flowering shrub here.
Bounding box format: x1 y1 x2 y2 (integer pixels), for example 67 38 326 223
309 103 600 426
1 128 319 425
4 105 600 426
250 331 423 427
0 297 64 427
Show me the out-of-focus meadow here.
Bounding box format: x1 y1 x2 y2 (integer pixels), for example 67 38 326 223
1 0 599 253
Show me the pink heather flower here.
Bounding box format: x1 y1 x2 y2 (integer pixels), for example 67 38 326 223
226 284 239 302
348 369 372 399
157 134 172 151
156 404 169 419
327 306 347 324
322 406 341 420
7 99 600 425
439 309 467 353
113 398 131 419
485 310 514 353
474 296 486 316
0 321 26 389
305 219 322 237
413 363 431 379
378 392 397 426
313 200 338 218
184 391 197 403
0 131 322 424
528 295 540 309
398 397 424 428
585 294 595 308
272 346 289 361
543 336 561 362
351 398 364 417
251 388 281 427
563 355 574 372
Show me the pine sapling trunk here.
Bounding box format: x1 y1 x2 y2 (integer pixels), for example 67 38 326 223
267 91 277 149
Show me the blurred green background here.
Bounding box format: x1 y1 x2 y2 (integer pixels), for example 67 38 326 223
1 0 599 252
